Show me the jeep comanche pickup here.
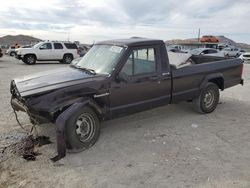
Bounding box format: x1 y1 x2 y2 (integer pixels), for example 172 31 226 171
10 38 244 159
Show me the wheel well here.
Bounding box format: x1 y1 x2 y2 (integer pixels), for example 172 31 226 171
208 77 224 90
52 99 104 122
24 54 37 59
63 53 73 58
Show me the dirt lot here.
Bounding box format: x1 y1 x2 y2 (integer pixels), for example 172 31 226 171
0 56 250 188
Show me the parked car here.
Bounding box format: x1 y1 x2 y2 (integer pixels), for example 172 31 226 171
239 52 250 62
6 46 17 56
21 45 33 48
0 48 3 58
221 47 241 57
78 45 91 57
16 41 80 65
10 38 244 160
189 48 225 57
165 45 186 53
200 35 219 43
14 45 33 55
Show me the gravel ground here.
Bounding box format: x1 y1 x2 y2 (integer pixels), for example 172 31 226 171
0 55 250 188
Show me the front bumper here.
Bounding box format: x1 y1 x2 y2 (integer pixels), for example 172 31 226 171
240 79 244 85
16 54 23 60
11 98 27 112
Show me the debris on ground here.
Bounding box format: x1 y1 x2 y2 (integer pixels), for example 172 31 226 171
14 135 52 161
195 147 201 151
13 135 39 161
1 131 52 162
191 124 199 128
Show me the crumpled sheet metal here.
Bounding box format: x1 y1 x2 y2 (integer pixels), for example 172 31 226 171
51 100 89 162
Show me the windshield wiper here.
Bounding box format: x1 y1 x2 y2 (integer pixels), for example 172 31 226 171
71 64 96 75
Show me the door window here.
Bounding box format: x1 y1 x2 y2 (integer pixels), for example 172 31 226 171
120 48 156 76
39 43 52 50
54 43 63 49
207 49 218 54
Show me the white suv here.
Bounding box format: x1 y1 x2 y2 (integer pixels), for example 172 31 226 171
16 41 80 65
221 47 241 57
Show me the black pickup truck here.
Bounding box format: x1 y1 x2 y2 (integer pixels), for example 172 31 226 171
10 38 243 159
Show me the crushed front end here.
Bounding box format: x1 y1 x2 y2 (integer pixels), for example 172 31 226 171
10 80 50 125
10 80 27 113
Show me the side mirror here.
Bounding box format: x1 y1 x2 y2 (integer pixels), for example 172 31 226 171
116 72 129 83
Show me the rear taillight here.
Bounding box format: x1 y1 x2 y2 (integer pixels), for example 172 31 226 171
240 63 243 78
77 48 80 55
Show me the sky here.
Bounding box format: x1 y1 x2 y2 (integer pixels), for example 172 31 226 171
0 0 250 44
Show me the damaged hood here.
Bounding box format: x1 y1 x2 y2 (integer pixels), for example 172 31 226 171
14 66 106 97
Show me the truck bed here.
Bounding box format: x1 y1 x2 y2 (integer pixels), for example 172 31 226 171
170 55 243 103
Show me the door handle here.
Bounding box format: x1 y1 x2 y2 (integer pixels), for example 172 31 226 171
149 76 159 81
162 72 170 76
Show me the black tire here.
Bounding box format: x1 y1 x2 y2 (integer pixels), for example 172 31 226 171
10 51 16 57
23 54 36 65
192 82 220 113
63 54 73 64
65 106 100 152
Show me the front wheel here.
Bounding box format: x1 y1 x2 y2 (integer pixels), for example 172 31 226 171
23 54 36 65
192 83 220 113
65 106 100 152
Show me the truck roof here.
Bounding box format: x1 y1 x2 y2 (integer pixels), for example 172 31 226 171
96 38 164 47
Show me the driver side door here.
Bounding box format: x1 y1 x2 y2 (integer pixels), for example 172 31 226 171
109 46 171 117
37 42 52 60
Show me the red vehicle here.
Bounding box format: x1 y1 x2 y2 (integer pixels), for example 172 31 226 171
200 35 219 43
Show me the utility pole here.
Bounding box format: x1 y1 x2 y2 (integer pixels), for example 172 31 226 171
198 28 200 42
67 31 70 41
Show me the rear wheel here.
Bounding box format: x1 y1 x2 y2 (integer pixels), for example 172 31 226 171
23 54 36 65
65 106 100 152
63 54 73 64
192 82 220 113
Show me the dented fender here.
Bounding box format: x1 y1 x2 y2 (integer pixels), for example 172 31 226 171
51 98 100 161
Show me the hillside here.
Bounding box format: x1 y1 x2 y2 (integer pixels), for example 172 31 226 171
166 36 250 49
0 35 41 46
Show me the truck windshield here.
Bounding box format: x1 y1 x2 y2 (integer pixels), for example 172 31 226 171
75 45 125 75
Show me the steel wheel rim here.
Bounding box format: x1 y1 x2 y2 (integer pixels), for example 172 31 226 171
203 90 215 108
75 113 95 142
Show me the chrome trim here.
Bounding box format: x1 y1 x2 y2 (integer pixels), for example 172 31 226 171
94 93 110 98
162 72 170 76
